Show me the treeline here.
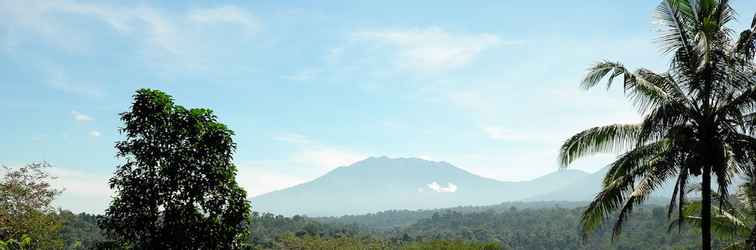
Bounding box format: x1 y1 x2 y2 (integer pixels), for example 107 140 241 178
54 211 503 249
249 204 728 249
314 201 614 230
53 203 739 250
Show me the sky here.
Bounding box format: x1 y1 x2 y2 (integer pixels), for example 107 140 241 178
2 0 755 213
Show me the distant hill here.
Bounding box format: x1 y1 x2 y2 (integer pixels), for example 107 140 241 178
530 165 722 202
251 157 590 216
315 200 592 230
526 166 610 201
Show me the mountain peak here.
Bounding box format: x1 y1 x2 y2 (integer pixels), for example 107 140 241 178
251 156 596 216
357 156 446 164
346 156 456 171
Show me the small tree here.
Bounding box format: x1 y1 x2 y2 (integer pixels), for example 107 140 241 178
0 162 64 249
99 89 251 249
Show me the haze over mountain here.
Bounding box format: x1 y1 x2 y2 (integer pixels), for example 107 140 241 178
252 157 593 216
527 166 610 202
531 165 705 202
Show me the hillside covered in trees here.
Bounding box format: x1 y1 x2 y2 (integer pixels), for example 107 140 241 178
51 201 736 249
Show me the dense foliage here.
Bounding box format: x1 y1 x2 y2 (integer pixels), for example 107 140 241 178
58 211 107 250
99 89 251 249
59 202 736 249
273 235 504 250
0 162 64 249
243 202 731 249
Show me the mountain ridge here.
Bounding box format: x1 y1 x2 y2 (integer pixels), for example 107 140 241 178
251 157 593 216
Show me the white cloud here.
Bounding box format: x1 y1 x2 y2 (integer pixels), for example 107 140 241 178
50 68 105 98
2 1 169 53
427 182 458 193
50 167 111 198
188 5 259 34
428 78 644 181
354 27 506 72
1 1 259 72
71 110 94 122
55 1 131 32
134 7 180 54
0 0 86 51
436 80 642 180
89 130 101 137
48 167 112 213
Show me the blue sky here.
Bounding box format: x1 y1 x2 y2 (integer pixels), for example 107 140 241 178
2 0 755 213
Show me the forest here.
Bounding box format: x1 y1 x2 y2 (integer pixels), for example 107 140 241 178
48 202 722 249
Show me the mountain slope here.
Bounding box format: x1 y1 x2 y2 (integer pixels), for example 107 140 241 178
526 166 609 201
529 166 683 202
251 157 588 216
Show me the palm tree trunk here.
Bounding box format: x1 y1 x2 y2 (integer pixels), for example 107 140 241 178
702 164 712 250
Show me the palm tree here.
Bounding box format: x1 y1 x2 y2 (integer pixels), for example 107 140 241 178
558 0 756 249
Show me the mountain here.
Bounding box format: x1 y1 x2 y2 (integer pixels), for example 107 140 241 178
529 166 686 202
251 157 589 216
527 166 609 201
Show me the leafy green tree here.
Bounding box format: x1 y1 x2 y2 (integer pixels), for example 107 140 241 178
0 234 33 250
558 1 756 249
58 210 107 250
0 162 63 249
99 89 251 249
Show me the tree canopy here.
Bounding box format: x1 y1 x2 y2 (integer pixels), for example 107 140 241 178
0 162 63 249
99 89 251 249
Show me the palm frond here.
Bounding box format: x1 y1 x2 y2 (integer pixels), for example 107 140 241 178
734 14 756 60
582 62 688 116
559 124 640 167
611 154 678 238
604 140 672 186
656 0 695 55
580 141 672 238
637 103 696 145
717 84 756 119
